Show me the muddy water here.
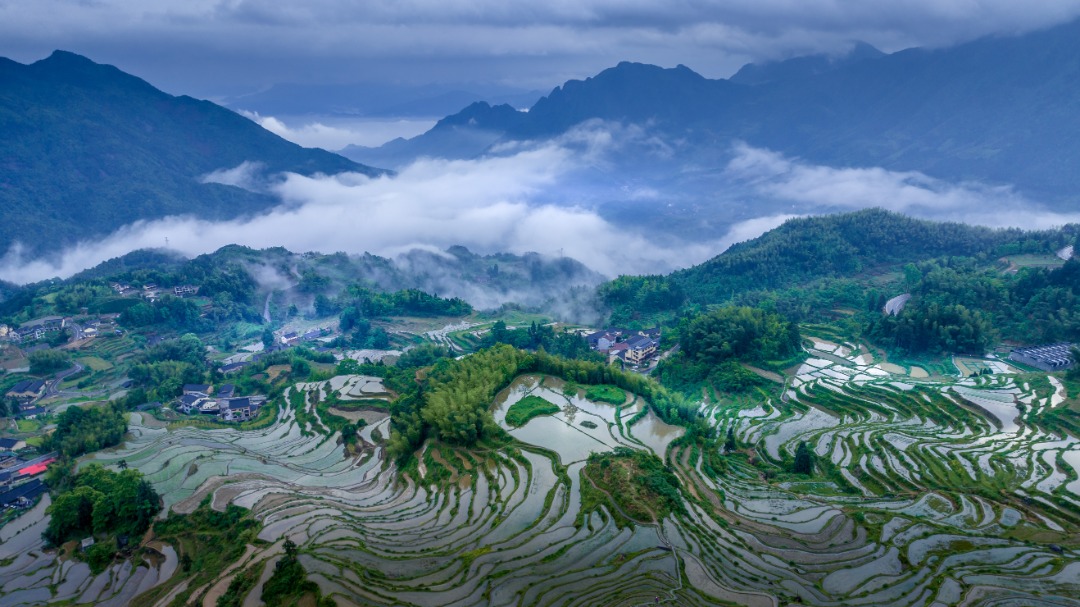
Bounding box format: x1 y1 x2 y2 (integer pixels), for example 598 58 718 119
629 411 685 457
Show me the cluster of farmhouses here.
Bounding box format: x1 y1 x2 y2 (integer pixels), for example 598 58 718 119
109 281 200 303
585 328 661 366
174 383 267 422
0 441 54 509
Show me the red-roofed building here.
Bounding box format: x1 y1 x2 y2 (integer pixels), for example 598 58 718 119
18 457 55 477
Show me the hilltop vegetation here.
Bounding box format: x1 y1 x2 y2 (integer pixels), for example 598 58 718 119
43 404 127 460
581 447 684 525
656 306 801 394
44 464 160 572
672 209 1076 304
602 209 1080 356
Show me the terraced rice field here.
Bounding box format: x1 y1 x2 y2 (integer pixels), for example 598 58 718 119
2 356 1080 606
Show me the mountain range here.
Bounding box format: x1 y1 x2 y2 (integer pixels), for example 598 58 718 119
5 19 1080 274
343 18 1080 210
0 51 381 259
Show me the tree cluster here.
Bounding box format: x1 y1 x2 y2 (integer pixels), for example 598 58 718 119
481 321 601 361
43 464 160 548
127 334 208 402
29 349 72 375
43 404 127 459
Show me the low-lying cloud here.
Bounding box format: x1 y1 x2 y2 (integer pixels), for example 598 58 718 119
0 128 780 286
726 143 1080 229
9 133 1069 294
240 111 437 150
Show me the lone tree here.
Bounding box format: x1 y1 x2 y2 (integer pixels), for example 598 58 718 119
793 441 814 475
725 427 737 452
262 327 276 351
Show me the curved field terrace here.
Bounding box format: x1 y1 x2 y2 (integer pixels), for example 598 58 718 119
2 358 1080 607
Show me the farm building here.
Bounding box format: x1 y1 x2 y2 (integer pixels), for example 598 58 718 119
1009 343 1076 372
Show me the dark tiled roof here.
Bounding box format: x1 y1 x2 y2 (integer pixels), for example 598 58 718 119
225 397 251 410
0 479 46 507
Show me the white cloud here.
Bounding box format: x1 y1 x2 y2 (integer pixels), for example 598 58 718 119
199 160 265 190
725 143 1080 229
239 111 436 149
0 130 783 285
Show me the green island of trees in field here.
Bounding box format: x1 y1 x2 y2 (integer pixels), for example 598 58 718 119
656 306 801 395
584 384 626 404
581 447 685 526
44 464 160 573
504 395 561 427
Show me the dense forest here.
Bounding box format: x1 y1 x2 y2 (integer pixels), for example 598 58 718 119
865 258 1080 353
598 210 1080 356
43 404 128 459
479 321 601 361
656 307 801 394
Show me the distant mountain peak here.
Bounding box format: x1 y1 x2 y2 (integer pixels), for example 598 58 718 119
729 41 884 86
0 50 381 257
36 50 121 75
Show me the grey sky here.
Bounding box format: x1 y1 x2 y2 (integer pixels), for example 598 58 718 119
3 1 1080 99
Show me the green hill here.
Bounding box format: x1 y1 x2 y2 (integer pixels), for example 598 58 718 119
600 209 1080 320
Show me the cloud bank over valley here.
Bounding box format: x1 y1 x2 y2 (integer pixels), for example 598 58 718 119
0 130 772 287
2 130 1075 297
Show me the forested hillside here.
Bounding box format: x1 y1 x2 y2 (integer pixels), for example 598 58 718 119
672 209 1075 303
0 51 379 256
601 209 1080 356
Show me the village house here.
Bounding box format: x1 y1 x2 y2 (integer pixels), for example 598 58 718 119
221 397 254 422
175 388 265 421
1010 343 1076 371
177 393 214 414
0 438 27 452
586 330 620 352
13 316 67 342
182 384 212 397
173 285 199 297
6 379 45 405
220 361 249 374
0 478 46 509
623 335 659 366
587 326 662 366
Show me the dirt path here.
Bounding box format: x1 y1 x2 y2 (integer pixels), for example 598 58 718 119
741 364 784 384
201 544 258 607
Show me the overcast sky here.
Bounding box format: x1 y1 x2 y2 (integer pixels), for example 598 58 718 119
3 0 1080 99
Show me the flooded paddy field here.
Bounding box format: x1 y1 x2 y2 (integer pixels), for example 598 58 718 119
3 360 1080 606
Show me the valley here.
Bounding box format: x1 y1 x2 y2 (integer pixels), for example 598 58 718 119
4 13 1080 606
2 336 1078 606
